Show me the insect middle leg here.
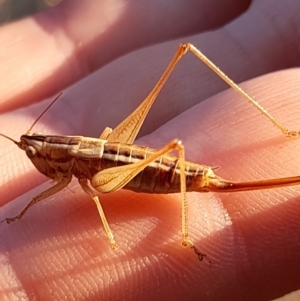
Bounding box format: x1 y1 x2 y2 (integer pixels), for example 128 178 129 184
79 178 118 250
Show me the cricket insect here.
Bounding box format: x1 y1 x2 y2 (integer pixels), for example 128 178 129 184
1 43 300 264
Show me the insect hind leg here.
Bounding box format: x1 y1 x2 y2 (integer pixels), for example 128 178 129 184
90 138 209 262
175 140 210 265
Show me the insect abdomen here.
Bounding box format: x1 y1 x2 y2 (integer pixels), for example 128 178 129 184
101 143 208 194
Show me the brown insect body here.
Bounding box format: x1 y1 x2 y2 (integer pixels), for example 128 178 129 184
20 133 300 197
20 134 215 194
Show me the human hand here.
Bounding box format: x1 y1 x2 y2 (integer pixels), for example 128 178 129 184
1 1 300 300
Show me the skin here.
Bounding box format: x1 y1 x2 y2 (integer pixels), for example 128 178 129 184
0 0 300 300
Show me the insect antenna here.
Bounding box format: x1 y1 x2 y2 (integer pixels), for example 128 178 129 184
0 133 18 145
0 93 63 143
26 92 63 135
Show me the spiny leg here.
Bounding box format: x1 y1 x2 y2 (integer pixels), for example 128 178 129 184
91 139 209 262
105 43 298 145
79 178 118 250
186 44 299 137
176 140 211 265
4 178 71 224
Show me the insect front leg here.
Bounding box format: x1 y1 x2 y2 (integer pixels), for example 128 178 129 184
4 177 71 224
78 178 118 250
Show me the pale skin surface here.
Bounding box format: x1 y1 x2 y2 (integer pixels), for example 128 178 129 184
1 0 300 300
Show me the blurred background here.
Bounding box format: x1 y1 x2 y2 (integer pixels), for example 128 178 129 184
0 0 62 24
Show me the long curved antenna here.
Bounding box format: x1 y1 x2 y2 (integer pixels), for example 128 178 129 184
26 92 63 135
0 133 18 145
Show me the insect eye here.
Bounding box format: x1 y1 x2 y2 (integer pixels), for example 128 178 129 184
25 146 37 158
